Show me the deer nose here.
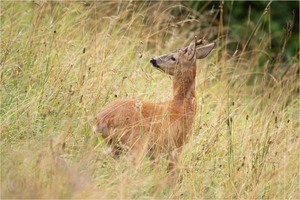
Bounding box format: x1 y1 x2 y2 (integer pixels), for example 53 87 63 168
150 58 158 68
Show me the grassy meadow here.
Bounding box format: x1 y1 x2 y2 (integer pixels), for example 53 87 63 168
1 1 299 199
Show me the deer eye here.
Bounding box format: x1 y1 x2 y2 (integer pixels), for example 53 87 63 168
171 56 176 61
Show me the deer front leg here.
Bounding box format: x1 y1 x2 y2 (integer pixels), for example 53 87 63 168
168 151 178 172
167 147 184 176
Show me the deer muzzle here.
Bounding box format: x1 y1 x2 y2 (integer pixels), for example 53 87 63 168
150 58 159 68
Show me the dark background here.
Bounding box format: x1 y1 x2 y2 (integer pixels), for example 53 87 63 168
186 1 299 58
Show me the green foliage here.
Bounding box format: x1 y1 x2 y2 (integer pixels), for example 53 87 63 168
186 1 299 58
1 1 299 199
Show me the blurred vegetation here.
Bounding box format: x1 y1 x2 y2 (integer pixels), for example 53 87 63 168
186 1 299 57
1 1 299 199
182 1 299 87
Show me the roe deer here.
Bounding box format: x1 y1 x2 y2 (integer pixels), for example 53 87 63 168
93 37 215 169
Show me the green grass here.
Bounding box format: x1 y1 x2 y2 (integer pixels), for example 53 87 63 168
1 1 299 199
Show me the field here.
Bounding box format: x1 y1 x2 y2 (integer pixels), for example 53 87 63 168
1 1 299 199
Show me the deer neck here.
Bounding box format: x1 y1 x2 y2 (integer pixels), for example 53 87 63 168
172 67 196 103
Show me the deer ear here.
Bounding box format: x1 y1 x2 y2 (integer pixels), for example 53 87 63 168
187 37 198 60
179 47 188 55
196 42 216 59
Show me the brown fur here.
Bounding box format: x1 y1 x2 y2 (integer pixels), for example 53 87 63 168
94 39 215 168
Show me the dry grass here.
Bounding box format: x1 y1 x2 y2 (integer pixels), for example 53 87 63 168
1 1 299 199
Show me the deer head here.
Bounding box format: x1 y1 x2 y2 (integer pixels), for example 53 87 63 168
150 37 216 76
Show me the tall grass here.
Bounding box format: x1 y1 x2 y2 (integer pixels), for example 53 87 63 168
1 1 299 199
